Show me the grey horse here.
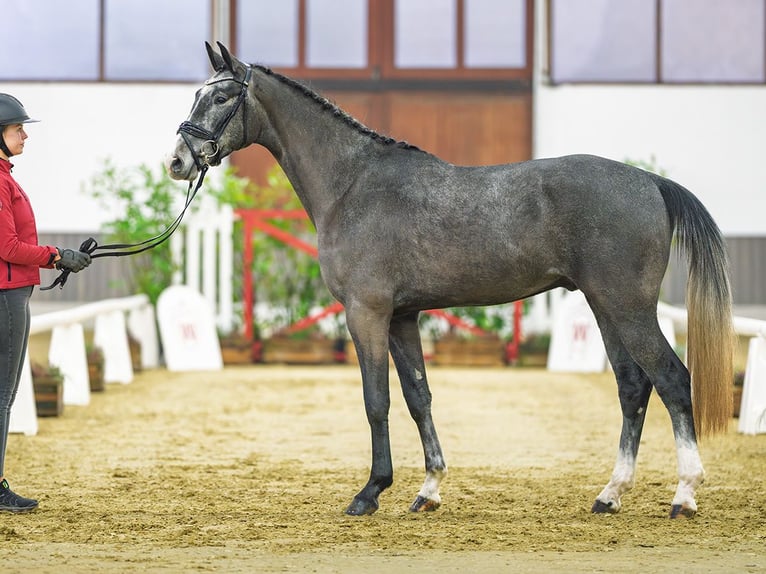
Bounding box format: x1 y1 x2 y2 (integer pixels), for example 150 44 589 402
167 43 733 519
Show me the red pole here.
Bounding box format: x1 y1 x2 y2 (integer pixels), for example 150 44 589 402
242 218 254 341
506 300 523 364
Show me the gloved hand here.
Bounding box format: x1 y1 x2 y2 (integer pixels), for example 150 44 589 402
55 248 92 273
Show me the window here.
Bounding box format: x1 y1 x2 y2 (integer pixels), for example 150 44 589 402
385 0 531 79
306 0 368 68
0 0 211 82
236 0 371 77
550 0 656 83
3 0 100 81
105 0 211 81
394 0 457 69
661 0 764 83
550 0 766 84
235 0 532 80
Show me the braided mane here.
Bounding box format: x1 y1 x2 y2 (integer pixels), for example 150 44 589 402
254 65 420 152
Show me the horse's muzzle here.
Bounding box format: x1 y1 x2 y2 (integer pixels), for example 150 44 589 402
165 154 197 181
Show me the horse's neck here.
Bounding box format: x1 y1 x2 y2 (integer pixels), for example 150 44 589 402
251 69 371 228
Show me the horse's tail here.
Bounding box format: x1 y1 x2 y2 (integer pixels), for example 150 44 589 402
652 173 734 437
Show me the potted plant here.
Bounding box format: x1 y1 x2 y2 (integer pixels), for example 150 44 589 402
31 362 64 417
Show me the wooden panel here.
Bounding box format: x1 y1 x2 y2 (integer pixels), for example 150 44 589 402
386 92 532 165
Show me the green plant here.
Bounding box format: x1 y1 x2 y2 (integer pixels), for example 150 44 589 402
624 154 667 176
30 361 63 380
84 159 186 305
85 159 252 308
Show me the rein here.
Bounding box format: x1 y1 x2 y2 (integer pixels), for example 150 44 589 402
42 66 252 291
40 166 208 291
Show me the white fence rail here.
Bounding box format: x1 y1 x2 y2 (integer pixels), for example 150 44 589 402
658 301 766 435
9 295 158 436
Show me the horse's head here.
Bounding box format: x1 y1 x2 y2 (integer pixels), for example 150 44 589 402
166 42 252 181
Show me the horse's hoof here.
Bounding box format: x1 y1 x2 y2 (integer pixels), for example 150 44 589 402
410 495 440 512
345 496 379 516
670 504 696 519
591 499 620 514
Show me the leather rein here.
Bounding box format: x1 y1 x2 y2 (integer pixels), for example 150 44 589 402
42 66 252 291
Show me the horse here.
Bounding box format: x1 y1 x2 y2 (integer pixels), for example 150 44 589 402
166 42 733 519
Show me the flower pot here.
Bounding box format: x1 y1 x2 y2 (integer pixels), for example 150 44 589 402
432 336 506 367
31 363 64 417
87 347 105 392
262 337 338 365
219 336 255 365
128 335 142 372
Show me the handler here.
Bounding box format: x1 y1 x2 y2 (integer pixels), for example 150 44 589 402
0 93 91 513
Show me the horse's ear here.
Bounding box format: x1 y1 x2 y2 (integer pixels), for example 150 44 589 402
206 41 225 71
217 42 237 72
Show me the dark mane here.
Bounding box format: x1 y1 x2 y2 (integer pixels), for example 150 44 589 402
254 65 421 152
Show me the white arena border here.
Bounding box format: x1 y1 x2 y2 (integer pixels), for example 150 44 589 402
9 295 158 436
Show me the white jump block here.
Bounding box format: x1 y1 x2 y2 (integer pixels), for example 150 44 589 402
94 310 134 384
127 304 159 369
547 291 607 373
738 335 766 435
8 352 38 436
157 285 223 372
49 322 91 406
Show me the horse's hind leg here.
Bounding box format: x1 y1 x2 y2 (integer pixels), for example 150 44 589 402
389 312 447 512
589 309 653 514
590 299 703 518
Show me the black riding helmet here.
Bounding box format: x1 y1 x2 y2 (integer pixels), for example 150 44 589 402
0 93 39 157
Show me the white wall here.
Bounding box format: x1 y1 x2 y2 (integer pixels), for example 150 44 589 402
533 2 766 237
534 84 766 237
4 83 198 233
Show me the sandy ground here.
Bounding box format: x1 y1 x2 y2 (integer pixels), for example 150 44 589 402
3 363 765 573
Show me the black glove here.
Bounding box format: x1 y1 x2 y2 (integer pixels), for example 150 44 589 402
55 248 92 273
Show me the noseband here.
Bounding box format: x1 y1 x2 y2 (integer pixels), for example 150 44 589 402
177 65 252 171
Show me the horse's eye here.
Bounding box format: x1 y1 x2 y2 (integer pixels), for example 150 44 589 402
215 95 228 104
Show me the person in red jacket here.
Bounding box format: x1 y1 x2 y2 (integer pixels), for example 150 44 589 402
0 93 91 513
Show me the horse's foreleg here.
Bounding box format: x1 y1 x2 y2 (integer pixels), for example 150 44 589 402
389 312 447 512
344 303 394 516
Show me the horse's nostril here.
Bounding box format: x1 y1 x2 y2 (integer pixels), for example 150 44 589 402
169 156 183 173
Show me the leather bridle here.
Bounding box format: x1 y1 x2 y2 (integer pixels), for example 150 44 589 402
177 65 252 171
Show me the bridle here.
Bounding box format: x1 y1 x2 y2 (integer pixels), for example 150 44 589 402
177 65 252 172
42 66 253 291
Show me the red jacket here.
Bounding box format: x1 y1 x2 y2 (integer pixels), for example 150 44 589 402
0 159 57 289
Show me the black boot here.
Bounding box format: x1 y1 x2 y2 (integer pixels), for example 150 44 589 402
0 478 38 513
